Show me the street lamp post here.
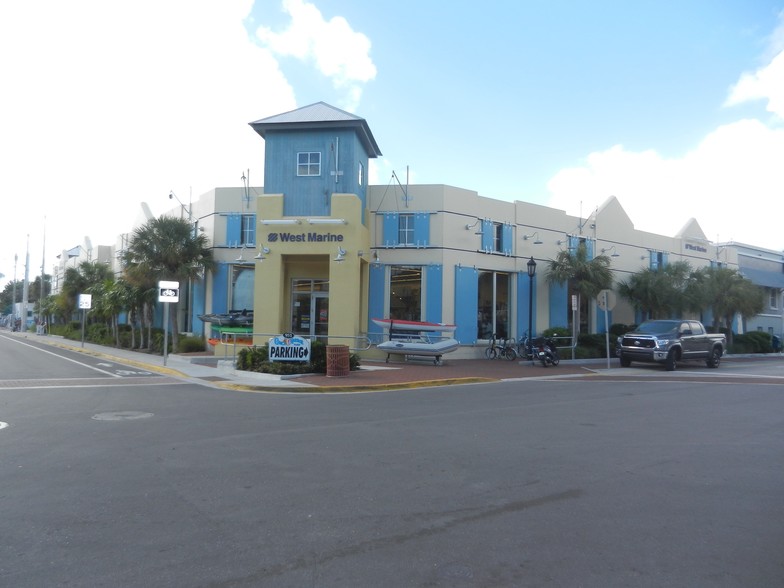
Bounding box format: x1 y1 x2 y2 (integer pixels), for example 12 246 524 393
168 190 193 333
527 256 537 359
169 190 192 222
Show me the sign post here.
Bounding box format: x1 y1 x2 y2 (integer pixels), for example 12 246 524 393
597 289 617 369
571 294 578 360
158 281 180 366
78 294 92 348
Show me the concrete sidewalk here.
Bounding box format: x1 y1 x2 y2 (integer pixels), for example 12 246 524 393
11 331 601 392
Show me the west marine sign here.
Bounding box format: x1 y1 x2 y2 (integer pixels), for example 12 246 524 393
267 232 344 243
269 335 311 362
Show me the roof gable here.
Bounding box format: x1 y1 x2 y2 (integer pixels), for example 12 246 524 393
675 218 708 242
249 101 382 157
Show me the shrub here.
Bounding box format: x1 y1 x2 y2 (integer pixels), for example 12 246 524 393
86 323 112 345
236 339 360 374
610 323 637 338
730 331 772 354
577 333 607 358
178 335 207 353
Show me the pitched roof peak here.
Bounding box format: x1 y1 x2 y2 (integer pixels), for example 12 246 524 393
249 102 381 157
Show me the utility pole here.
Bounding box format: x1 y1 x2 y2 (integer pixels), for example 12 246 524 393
22 235 30 331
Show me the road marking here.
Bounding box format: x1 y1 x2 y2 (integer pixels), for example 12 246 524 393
1 335 121 377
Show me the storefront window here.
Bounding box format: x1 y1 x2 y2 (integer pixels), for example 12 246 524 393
390 266 422 321
477 270 510 340
231 266 254 311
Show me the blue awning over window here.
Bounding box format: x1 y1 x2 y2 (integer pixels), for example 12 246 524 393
740 267 784 288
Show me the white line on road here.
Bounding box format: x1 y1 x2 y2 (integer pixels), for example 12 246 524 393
0 335 121 377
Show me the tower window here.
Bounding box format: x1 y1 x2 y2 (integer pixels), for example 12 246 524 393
398 214 414 246
297 152 321 176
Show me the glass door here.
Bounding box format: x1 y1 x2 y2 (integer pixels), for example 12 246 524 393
291 279 329 338
314 293 329 338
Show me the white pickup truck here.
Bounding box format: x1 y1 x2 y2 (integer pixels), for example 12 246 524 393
617 320 726 371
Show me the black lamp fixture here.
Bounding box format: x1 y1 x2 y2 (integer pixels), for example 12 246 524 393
527 256 536 352
168 190 192 221
527 256 537 278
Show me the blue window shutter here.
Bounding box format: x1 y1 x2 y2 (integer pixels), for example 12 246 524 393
649 251 658 270
597 307 612 333
586 239 595 259
549 279 567 333
226 214 241 247
662 252 669 267
368 264 386 343
481 219 493 253
568 235 579 254
502 223 513 256
212 263 229 315
454 266 478 344
414 212 430 248
383 213 399 247
192 279 206 336
517 271 539 339
425 264 443 323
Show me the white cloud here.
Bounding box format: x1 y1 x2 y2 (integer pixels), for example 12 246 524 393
0 0 297 283
255 0 376 111
726 12 784 120
726 50 784 119
546 119 784 251
549 19 784 253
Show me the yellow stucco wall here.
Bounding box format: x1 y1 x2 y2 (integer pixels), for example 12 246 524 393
252 193 370 346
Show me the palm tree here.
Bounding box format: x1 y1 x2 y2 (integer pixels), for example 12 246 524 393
618 261 693 320
688 267 764 345
58 261 114 323
546 241 613 335
122 216 214 353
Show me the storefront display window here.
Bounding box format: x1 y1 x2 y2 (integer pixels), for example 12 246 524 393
390 266 422 321
231 265 254 311
477 270 510 340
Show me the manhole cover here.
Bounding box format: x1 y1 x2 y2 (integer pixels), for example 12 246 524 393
92 411 154 421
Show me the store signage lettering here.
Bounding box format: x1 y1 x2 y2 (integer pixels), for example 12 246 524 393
268 335 311 362
684 243 708 253
267 232 344 243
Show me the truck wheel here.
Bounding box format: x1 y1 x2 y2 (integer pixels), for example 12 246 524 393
619 354 631 367
665 349 678 371
706 347 721 368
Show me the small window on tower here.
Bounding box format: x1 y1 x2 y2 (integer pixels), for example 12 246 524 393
297 152 321 176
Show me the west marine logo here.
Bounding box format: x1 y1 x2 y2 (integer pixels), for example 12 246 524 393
265 232 344 243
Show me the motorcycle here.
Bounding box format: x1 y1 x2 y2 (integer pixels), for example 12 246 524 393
535 337 560 367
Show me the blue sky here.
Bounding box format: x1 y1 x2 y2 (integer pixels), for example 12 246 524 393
1 0 783 290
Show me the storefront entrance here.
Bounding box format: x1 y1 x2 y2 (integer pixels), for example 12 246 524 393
291 279 329 338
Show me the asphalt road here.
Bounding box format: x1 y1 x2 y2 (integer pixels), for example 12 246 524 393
1 333 783 587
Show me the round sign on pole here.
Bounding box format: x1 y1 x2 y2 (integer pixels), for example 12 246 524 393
597 289 616 311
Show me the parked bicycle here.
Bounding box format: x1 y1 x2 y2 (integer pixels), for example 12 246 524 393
516 331 537 363
485 333 517 360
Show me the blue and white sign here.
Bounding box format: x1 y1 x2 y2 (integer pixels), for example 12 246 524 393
268 335 311 362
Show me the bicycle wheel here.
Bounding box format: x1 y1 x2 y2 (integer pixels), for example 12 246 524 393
502 347 517 360
485 347 497 360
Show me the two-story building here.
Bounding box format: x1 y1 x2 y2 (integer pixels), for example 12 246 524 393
55 101 782 357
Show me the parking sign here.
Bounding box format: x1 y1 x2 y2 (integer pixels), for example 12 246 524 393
158 280 180 303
